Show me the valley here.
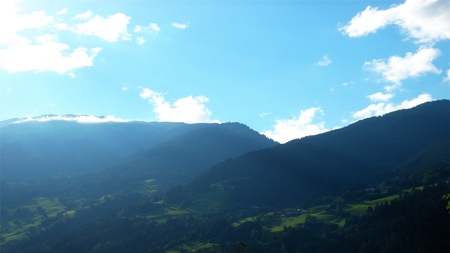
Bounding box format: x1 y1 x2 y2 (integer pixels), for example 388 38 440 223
1 100 449 252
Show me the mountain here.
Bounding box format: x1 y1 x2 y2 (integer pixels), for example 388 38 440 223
0 118 278 203
187 100 450 206
88 122 279 194
0 116 213 182
0 115 204 182
1 101 449 253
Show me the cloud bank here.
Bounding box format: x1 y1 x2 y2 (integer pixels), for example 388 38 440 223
13 115 130 124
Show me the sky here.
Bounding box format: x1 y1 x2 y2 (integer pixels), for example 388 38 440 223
1 0 449 143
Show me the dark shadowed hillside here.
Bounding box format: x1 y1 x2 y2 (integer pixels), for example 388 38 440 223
189 100 450 206
298 99 449 171
92 122 279 194
1 119 277 204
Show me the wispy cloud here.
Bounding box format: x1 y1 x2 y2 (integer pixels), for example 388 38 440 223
262 107 328 144
74 10 93 20
136 37 145 45
444 69 450 84
172 22 189 29
342 80 354 86
134 23 160 33
57 8 68 15
315 55 331 66
140 88 219 124
352 93 432 120
133 23 159 45
259 112 270 118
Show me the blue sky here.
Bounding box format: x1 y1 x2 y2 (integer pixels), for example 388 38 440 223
1 0 449 143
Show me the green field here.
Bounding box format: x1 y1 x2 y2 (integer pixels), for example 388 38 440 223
1 185 424 246
1 197 67 244
238 189 417 233
166 241 218 253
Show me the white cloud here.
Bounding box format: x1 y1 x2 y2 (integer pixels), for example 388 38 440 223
342 81 354 86
0 4 54 45
136 37 146 45
54 22 69 30
0 34 101 73
13 115 130 124
133 23 159 44
315 55 331 66
0 2 103 75
364 47 441 90
367 92 394 102
352 93 432 120
259 112 270 118
150 23 160 32
139 88 219 124
261 107 329 144
444 69 450 84
74 10 93 20
340 0 450 44
73 13 131 42
57 8 68 15
134 23 160 33
134 25 142 33
172 22 189 29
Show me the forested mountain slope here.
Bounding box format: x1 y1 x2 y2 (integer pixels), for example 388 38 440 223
1 120 277 203
189 100 450 206
1 101 448 253
89 122 279 194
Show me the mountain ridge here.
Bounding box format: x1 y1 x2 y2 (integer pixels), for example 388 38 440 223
1 100 449 253
186 100 450 206
0 118 277 183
